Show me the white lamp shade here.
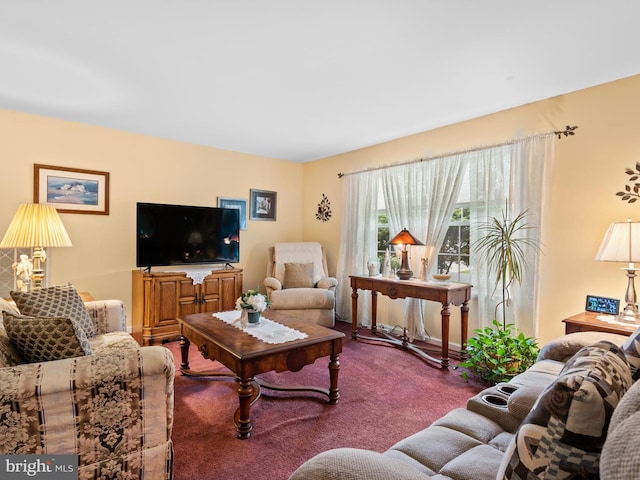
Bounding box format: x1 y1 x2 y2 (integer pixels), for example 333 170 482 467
595 220 640 263
0 204 72 248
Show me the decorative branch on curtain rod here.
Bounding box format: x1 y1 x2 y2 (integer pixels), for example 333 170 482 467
337 125 578 178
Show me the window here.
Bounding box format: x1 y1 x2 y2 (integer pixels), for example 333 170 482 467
377 209 390 266
374 169 472 281
436 205 470 283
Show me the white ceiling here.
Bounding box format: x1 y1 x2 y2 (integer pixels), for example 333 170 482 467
1 1 639 162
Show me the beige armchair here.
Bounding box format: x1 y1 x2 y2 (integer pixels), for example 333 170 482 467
264 242 337 327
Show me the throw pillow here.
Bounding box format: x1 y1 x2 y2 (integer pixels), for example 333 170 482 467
0 297 20 320
283 262 315 289
11 283 96 338
3 312 92 364
0 327 23 367
501 340 631 480
622 326 640 381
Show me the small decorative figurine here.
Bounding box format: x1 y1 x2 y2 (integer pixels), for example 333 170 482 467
13 254 33 292
367 259 377 276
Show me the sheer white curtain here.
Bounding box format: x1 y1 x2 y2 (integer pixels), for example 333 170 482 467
335 169 381 325
336 132 555 338
469 134 555 337
381 156 468 340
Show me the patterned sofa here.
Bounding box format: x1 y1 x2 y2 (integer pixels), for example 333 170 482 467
0 288 174 480
289 329 640 480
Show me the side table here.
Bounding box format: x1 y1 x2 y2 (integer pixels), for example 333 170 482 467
562 311 638 336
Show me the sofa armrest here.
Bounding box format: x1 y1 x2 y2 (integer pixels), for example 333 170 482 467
316 276 338 291
289 448 432 480
85 299 127 334
264 276 283 296
0 346 174 464
537 331 629 362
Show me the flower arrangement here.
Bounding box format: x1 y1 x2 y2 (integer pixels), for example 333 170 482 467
236 288 271 313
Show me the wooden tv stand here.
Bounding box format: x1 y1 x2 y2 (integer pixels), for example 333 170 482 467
131 268 243 345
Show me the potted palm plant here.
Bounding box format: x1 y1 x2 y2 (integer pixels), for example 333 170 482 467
459 207 541 384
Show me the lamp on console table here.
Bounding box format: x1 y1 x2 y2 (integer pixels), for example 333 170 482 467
389 228 424 280
596 218 640 323
0 204 72 291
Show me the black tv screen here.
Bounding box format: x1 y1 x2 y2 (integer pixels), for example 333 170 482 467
136 202 240 268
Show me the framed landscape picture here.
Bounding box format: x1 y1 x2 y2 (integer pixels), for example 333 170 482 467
34 164 110 215
217 197 247 230
250 189 277 221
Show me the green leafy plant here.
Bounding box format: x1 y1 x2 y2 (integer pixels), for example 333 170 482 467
459 320 539 384
474 207 541 328
459 206 541 384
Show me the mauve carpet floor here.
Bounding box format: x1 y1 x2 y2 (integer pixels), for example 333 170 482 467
166 321 484 480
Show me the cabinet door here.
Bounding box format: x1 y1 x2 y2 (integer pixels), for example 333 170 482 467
220 275 240 311
200 276 222 313
153 278 177 327
176 277 200 317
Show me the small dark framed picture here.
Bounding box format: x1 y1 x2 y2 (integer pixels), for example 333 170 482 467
217 197 247 230
250 189 277 221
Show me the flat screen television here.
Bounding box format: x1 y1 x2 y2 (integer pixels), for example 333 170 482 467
136 202 240 268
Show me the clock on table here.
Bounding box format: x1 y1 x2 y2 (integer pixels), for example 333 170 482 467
585 295 620 315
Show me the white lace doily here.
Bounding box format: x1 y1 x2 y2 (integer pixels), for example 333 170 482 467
184 269 214 285
212 310 308 344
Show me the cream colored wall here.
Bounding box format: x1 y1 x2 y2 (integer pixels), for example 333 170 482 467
3 74 640 346
303 74 640 346
0 109 304 324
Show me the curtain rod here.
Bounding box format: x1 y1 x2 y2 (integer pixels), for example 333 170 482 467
337 125 578 178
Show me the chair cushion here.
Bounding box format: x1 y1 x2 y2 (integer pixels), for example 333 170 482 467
270 288 335 310
274 242 325 284
499 340 631 479
11 283 96 338
283 262 315 289
3 312 92 363
89 331 141 353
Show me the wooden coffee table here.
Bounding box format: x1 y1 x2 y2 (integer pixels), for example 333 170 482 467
178 310 344 439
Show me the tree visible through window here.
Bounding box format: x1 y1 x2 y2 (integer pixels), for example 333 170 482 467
436 205 470 282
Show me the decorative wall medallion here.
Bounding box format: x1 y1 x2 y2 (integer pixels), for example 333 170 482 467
316 194 332 222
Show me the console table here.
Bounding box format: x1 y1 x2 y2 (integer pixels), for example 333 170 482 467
350 275 471 368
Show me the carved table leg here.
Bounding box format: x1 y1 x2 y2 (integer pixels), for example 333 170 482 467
460 300 469 359
328 349 340 405
351 286 358 339
179 335 191 372
236 378 253 439
440 304 451 369
371 290 378 335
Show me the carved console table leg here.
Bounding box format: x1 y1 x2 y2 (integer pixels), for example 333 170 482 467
351 286 359 339
460 301 469 359
440 304 451 369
